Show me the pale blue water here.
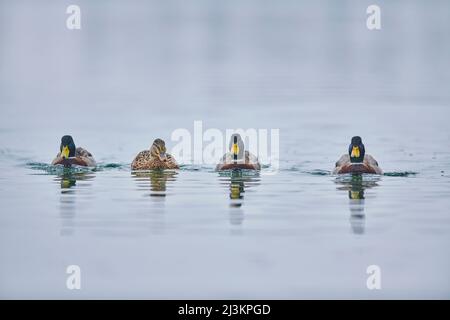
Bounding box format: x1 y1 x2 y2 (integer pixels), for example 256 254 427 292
0 0 450 298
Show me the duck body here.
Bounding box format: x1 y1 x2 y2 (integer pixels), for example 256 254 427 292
52 135 96 167
334 136 382 175
52 147 96 167
333 154 382 175
131 138 179 170
216 133 261 171
131 150 179 170
216 150 261 171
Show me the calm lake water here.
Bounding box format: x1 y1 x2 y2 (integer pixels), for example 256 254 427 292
1 0 450 298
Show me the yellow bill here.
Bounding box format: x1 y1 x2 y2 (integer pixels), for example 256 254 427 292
231 143 239 156
61 145 70 159
351 146 360 158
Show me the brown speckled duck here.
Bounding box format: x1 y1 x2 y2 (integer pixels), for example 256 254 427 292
51 135 96 167
216 134 261 171
131 138 179 170
333 136 382 175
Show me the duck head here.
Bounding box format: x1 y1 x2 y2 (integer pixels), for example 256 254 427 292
229 133 245 162
60 135 76 159
348 136 365 163
150 138 167 162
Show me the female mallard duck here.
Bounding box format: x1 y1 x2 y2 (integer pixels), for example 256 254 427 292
51 135 96 167
216 133 261 171
333 136 382 175
131 138 179 170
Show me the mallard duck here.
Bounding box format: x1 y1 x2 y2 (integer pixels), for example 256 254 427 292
131 138 179 170
216 134 261 171
333 136 382 174
51 135 96 167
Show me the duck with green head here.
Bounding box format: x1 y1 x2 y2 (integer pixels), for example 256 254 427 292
51 135 96 167
333 136 382 174
216 133 261 171
131 138 179 170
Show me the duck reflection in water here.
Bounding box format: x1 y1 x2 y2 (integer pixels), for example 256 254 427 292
219 169 260 226
132 169 178 198
131 170 178 234
335 174 379 234
54 169 95 236
55 169 95 191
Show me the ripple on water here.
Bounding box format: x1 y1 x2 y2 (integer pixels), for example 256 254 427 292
25 162 128 175
100 163 127 169
217 169 261 177
179 164 216 172
383 171 418 177
304 169 331 176
334 173 382 184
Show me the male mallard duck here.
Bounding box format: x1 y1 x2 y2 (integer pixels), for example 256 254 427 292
51 135 96 167
333 136 382 174
216 133 261 171
131 138 179 170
